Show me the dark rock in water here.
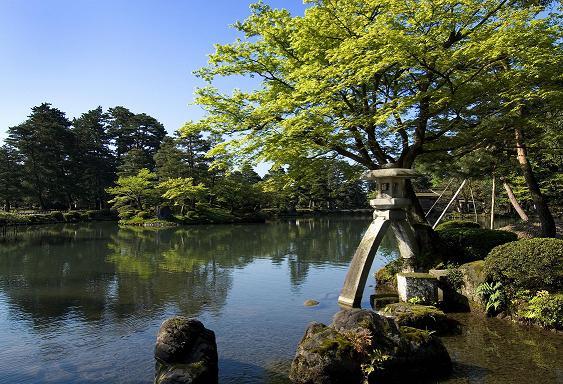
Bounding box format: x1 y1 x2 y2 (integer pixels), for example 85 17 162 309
154 317 218 384
380 302 462 336
289 309 451 384
157 205 173 220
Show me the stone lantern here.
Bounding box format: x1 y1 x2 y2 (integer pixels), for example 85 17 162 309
368 168 416 210
338 167 436 308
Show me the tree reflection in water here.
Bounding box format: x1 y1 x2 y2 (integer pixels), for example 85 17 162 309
0 218 385 327
0 220 560 384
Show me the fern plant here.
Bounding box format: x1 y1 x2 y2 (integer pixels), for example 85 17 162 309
477 282 506 315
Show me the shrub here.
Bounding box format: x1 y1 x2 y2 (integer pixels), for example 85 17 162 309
435 220 480 231
28 214 49 224
437 228 517 263
203 207 235 223
374 258 403 289
446 266 464 290
0 212 30 225
518 291 563 330
195 203 235 223
86 210 101 219
49 211 64 222
180 210 203 224
483 238 563 293
136 211 153 220
63 211 81 222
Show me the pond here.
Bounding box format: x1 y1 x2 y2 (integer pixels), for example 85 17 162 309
0 219 561 384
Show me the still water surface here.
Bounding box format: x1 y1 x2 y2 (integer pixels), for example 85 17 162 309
0 219 561 383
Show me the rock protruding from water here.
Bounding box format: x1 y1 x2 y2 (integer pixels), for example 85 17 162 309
289 309 451 384
381 302 462 336
154 317 218 384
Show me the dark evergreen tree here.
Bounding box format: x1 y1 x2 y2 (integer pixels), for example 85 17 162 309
176 132 211 183
106 106 135 160
7 103 74 209
107 106 166 172
117 148 154 177
154 136 187 181
154 132 212 183
71 107 116 209
0 145 23 211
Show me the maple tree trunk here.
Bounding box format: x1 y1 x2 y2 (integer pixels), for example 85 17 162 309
405 179 427 225
514 127 556 237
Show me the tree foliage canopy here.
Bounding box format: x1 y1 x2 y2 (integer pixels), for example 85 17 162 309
184 0 561 171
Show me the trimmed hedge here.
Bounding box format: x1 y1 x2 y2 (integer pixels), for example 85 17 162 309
483 238 563 293
435 220 480 231
437 228 517 263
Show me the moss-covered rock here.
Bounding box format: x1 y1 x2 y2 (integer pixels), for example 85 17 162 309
154 317 218 384
370 293 399 310
458 260 486 308
304 299 320 307
289 309 451 384
382 303 461 336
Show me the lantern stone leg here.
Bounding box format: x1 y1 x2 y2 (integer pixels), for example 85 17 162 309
338 167 433 308
390 220 417 272
337 216 391 308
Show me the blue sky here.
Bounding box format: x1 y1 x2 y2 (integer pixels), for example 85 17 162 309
0 0 307 142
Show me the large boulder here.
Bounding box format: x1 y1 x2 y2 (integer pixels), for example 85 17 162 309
154 317 218 384
289 309 451 384
459 260 486 310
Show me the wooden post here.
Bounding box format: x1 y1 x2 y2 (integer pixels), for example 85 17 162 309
490 176 496 230
503 181 529 222
469 183 478 223
432 179 467 229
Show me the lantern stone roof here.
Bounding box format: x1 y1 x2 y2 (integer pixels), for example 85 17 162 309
362 168 419 180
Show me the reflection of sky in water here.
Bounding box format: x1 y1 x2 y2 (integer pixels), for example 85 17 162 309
0 219 561 384
0 218 388 384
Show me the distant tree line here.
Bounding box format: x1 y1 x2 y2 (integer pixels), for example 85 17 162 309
0 103 368 219
0 103 165 211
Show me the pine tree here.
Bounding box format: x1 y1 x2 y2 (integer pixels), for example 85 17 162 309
7 103 74 209
72 107 116 209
